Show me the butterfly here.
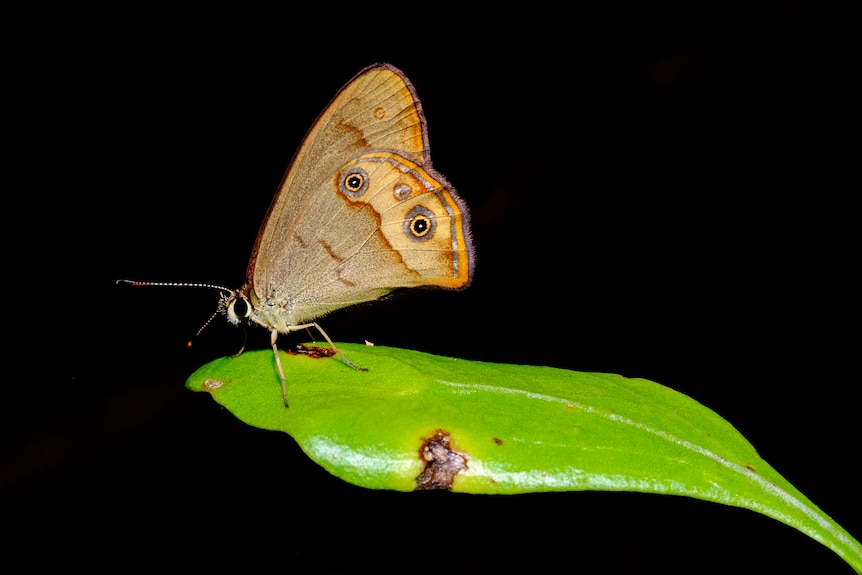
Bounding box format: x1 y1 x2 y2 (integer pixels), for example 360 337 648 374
120 63 474 406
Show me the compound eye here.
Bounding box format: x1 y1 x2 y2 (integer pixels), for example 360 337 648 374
226 294 251 325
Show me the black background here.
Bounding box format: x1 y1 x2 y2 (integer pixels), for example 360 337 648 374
6 3 858 573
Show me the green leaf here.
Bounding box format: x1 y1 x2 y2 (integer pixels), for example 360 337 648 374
186 343 861 571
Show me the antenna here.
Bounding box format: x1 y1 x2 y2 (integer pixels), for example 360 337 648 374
115 279 232 293
115 278 238 346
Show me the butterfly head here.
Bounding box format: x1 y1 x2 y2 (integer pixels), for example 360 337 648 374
220 285 253 327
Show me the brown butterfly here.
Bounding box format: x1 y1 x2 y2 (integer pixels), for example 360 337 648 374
120 63 474 406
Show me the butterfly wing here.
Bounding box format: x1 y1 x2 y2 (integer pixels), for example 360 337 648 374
247 64 474 328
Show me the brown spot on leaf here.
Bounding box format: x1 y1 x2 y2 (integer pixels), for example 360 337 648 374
493 437 503 445
415 430 468 491
287 344 336 359
202 378 224 391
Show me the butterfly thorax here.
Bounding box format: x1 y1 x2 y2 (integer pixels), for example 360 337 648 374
247 289 306 334
219 283 297 334
221 282 345 335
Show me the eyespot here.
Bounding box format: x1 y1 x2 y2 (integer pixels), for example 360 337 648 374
404 205 436 241
339 167 369 198
394 183 411 201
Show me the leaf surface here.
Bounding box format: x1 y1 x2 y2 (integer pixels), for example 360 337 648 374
186 344 861 571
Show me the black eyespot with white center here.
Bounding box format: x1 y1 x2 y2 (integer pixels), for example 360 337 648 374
405 205 436 242
340 167 369 198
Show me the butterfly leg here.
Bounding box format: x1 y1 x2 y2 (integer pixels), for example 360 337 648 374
299 322 367 372
270 328 290 407
229 326 248 359
272 323 368 408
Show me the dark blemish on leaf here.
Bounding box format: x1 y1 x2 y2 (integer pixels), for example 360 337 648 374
493 437 503 445
746 464 757 472
287 343 336 359
415 430 468 491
